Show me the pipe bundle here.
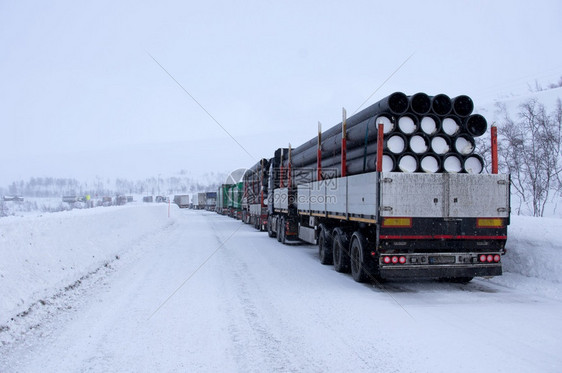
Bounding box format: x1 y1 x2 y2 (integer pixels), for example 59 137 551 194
282 92 487 183
243 158 270 204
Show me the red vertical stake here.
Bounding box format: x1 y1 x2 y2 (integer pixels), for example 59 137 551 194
260 159 265 207
279 148 284 188
491 125 498 174
376 122 385 172
341 108 347 177
317 122 322 181
288 144 292 189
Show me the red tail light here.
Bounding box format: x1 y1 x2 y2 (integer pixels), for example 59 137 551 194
493 254 501 263
383 256 391 264
487 255 494 263
391 256 399 264
399 256 407 264
479 254 487 262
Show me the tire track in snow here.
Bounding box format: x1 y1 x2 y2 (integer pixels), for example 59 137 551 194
206 215 301 372
207 215 386 372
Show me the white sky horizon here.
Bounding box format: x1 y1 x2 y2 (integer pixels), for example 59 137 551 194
1 0 561 186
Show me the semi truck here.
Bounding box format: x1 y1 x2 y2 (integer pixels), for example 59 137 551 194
191 192 206 209
242 159 270 231
173 195 190 208
205 192 217 210
228 182 243 219
197 192 206 209
216 184 230 214
264 92 509 283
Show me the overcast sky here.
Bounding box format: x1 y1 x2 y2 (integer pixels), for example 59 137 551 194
1 0 561 187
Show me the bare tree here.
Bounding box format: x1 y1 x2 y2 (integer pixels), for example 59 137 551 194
497 98 562 216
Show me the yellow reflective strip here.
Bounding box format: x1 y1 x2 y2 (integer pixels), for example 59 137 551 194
477 218 504 228
382 217 412 227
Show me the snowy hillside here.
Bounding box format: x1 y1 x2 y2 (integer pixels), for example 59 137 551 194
1 205 561 372
476 86 562 124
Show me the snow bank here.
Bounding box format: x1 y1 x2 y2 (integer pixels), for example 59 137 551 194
482 215 562 301
504 215 562 283
0 204 173 324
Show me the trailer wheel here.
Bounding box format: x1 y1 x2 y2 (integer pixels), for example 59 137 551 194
350 232 372 283
267 217 276 238
332 229 350 273
279 216 287 245
276 217 282 242
318 226 333 265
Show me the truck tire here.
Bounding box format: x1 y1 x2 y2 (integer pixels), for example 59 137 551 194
350 232 372 283
332 228 350 273
318 225 333 265
268 216 276 238
276 217 282 242
279 216 287 245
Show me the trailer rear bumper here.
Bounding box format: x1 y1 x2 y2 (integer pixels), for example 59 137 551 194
379 264 502 279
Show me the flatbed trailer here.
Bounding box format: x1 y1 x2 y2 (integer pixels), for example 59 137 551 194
242 159 270 231
292 171 509 281
216 184 231 214
270 169 509 282
228 182 243 219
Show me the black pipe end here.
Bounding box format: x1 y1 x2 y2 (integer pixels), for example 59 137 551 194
431 94 452 116
388 92 409 115
420 153 442 173
464 154 484 174
452 95 474 117
454 134 476 155
443 153 463 173
465 114 487 137
410 92 431 115
398 153 420 173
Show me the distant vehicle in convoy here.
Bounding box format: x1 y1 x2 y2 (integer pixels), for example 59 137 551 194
3 196 24 202
62 195 82 203
190 193 207 209
115 195 127 206
242 159 269 231
98 196 112 207
190 193 198 209
174 195 190 208
197 193 206 209
216 92 510 284
216 184 231 215
227 182 243 219
205 192 217 211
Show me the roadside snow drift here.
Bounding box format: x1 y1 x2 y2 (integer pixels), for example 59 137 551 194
0 204 173 323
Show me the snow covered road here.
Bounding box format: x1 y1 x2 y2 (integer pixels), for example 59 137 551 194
1 207 561 372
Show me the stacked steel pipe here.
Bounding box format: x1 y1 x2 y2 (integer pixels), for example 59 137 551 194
282 92 487 184
243 158 270 204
